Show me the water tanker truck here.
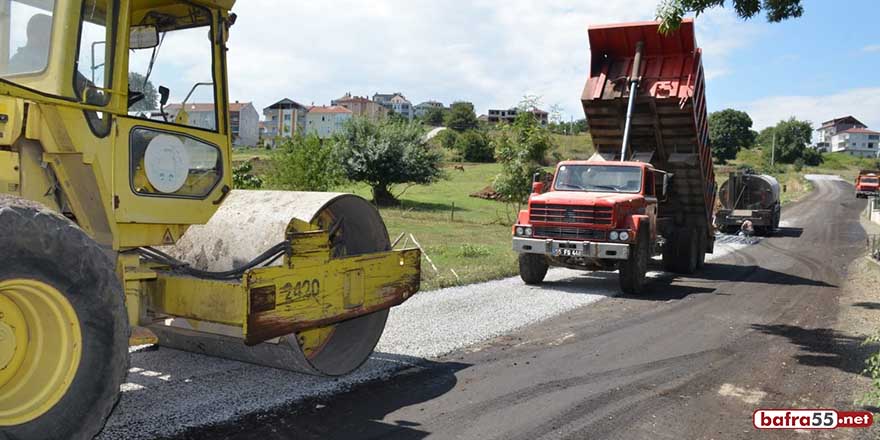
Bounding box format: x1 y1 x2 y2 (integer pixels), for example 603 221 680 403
715 170 781 235
512 19 716 294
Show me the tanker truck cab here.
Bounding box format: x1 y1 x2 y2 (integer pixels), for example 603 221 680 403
513 160 669 294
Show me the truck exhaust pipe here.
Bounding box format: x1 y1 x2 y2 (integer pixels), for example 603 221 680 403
620 40 644 162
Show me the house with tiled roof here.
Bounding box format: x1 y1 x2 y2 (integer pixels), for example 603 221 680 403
372 92 414 120
816 115 867 152
332 93 389 121
262 98 309 146
306 105 353 139
164 101 259 146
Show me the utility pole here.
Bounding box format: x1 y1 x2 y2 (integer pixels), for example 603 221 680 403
771 133 776 166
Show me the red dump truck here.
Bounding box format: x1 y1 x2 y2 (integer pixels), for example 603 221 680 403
512 19 716 294
855 170 879 199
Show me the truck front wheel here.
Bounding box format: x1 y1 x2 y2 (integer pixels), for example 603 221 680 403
619 228 649 294
519 253 549 285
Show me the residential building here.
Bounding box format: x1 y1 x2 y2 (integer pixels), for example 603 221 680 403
414 100 444 118
150 101 259 147
373 92 414 120
816 116 867 152
262 98 308 146
306 105 353 139
828 127 880 158
229 101 259 147
332 93 389 121
163 103 217 131
486 107 549 125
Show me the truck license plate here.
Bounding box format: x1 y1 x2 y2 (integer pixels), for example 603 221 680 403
555 248 583 257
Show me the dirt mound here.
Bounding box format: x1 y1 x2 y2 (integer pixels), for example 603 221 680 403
470 185 502 201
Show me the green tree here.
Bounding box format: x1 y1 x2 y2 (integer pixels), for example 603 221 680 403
445 101 479 132
760 117 813 164
454 130 494 163
128 72 158 111
423 107 446 126
334 118 444 206
708 108 755 162
493 112 555 211
232 161 263 189
268 134 344 191
657 0 804 33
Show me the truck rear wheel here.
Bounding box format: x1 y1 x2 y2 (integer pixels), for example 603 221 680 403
0 196 128 440
619 228 649 294
519 253 549 285
663 228 698 274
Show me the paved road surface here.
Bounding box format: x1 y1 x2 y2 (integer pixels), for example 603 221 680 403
167 177 875 440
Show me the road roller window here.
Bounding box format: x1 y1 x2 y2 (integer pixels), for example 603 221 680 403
0 0 56 77
74 0 115 107
127 4 219 132
129 127 222 198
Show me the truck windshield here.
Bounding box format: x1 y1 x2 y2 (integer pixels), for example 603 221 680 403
862 178 878 184
554 164 642 193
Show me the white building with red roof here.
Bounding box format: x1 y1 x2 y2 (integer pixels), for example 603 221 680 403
306 105 353 139
828 126 880 158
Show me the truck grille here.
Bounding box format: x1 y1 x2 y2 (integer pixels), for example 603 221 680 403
529 204 613 225
533 227 606 241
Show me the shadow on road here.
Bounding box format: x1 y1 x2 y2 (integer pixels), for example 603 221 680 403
852 302 880 310
772 227 805 238
698 263 836 288
750 324 874 375
161 357 471 440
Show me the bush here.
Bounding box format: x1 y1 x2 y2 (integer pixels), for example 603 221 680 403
436 129 458 151
334 117 444 205
267 134 344 191
793 158 804 172
454 130 494 162
493 113 552 211
232 161 263 189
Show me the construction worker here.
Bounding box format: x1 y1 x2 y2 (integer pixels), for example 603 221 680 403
9 14 52 74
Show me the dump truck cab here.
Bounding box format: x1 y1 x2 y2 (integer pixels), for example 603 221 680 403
513 160 667 263
0 2 420 439
856 171 879 199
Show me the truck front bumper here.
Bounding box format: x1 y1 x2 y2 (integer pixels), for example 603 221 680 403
512 237 629 260
856 191 878 199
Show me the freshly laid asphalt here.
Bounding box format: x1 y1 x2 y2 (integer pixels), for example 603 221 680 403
104 177 874 440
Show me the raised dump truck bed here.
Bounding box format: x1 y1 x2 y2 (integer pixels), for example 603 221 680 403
581 19 715 242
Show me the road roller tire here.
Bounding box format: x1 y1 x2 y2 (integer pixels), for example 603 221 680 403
0 196 128 440
519 253 549 285
619 227 649 295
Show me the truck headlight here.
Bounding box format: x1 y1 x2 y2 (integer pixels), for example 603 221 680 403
516 226 524 236
524 227 533 236
609 231 619 240
619 231 630 241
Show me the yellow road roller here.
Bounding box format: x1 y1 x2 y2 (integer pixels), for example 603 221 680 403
0 1 420 439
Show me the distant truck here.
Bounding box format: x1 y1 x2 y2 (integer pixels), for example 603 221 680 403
714 170 781 235
855 170 879 199
512 19 716 294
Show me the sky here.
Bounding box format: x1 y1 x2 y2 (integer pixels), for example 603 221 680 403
217 0 880 131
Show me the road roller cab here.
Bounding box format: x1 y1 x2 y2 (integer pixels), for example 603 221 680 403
0 1 420 438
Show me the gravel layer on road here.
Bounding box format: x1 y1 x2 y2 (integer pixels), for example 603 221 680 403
98 240 752 439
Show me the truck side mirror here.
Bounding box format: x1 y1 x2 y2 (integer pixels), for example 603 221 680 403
662 174 670 198
532 181 544 194
158 86 170 107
